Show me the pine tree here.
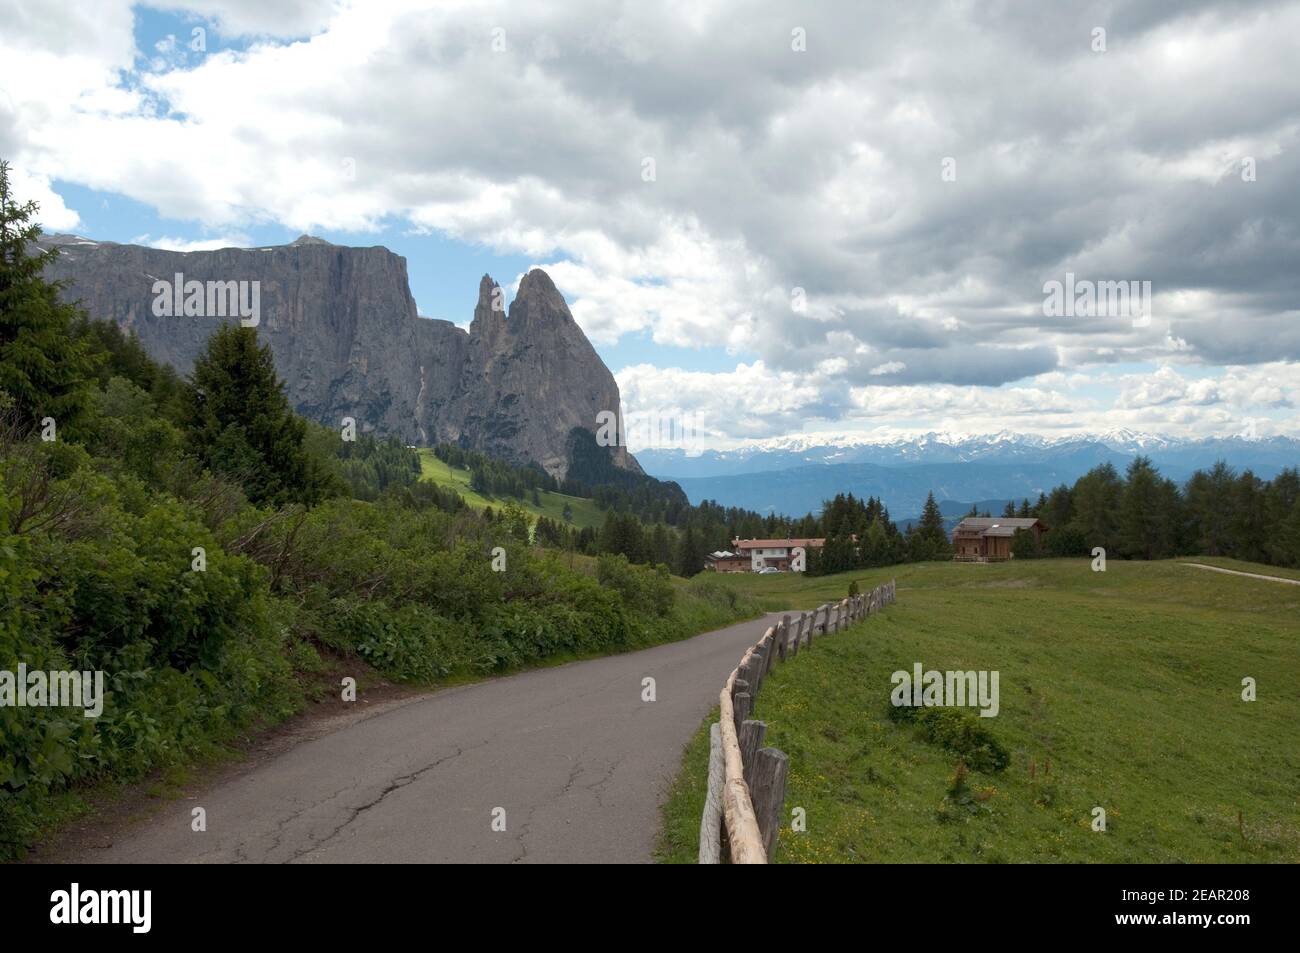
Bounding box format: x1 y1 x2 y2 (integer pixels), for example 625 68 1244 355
674 525 705 576
0 160 97 433
1118 456 1164 559
918 492 947 543
1184 461 1236 556
182 324 338 506
1070 463 1122 553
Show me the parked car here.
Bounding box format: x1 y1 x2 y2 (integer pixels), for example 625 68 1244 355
757 566 781 574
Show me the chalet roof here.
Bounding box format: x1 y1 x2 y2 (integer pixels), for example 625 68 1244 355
707 550 739 560
952 517 1041 538
732 538 825 550
955 517 1040 528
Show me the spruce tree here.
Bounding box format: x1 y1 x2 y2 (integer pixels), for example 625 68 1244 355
918 492 946 540
0 160 97 433
182 323 337 506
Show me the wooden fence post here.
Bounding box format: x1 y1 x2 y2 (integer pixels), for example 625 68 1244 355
752 642 768 693
751 747 789 860
737 657 754 698
699 722 724 864
733 691 752 735
739 719 766 790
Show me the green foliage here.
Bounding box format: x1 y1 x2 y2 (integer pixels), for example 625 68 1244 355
1036 458 1300 569
1011 526 1041 559
181 324 341 506
0 161 98 435
889 703 1010 773
597 554 674 617
71 316 183 419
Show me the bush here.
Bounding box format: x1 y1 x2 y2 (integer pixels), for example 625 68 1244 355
888 703 1010 772
596 553 674 618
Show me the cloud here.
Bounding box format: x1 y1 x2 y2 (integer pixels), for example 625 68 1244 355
130 232 253 251
2 0 1298 441
3 165 80 230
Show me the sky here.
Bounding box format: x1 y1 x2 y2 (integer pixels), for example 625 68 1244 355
2 0 1298 451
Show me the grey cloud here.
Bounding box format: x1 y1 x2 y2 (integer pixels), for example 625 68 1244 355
16 0 1300 395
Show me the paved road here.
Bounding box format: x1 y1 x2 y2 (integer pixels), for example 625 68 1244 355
75 613 787 864
1182 562 1300 586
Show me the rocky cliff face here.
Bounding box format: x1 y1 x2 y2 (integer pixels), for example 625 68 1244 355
39 234 640 478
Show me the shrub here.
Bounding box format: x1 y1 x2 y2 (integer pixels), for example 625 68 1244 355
887 703 1010 772
596 553 674 618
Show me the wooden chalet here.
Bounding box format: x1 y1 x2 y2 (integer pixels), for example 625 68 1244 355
951 517 1046 562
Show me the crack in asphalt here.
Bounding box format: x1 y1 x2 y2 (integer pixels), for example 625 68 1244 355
282 741 488 863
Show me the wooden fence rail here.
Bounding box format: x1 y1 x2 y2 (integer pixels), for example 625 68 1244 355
699 577 896 863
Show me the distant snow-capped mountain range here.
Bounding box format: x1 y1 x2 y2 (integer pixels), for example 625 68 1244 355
635 431 1300 517
637 430 1295 476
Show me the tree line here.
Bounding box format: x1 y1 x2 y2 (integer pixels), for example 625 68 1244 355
1006 457 1300 566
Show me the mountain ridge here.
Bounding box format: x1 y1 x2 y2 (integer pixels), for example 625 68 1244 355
645 433 1300 517
638 431 1300 478
38 233 640 479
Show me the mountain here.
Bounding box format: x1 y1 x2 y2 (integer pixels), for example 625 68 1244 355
646 432 1299 516
39 234 639 479
669 461 1085 519
638 430 1300 479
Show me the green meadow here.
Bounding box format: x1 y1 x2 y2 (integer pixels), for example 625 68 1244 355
416 448 605 530
659 558 1299 863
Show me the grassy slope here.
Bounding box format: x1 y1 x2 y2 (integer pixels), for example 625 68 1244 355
417 449 605 530
659 558 1300 863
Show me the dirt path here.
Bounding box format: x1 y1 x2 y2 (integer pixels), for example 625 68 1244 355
1181 563 1300 586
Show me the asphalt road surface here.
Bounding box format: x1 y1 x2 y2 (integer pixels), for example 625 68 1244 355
75 612 788 864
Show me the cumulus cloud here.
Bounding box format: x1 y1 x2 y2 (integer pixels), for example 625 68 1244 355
131 232 253 251
1 0 1298 441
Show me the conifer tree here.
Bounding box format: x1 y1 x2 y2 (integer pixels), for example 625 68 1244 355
182 324 338 506
0 160 97 433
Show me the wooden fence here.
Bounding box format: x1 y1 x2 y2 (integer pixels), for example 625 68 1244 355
699 578 897 863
